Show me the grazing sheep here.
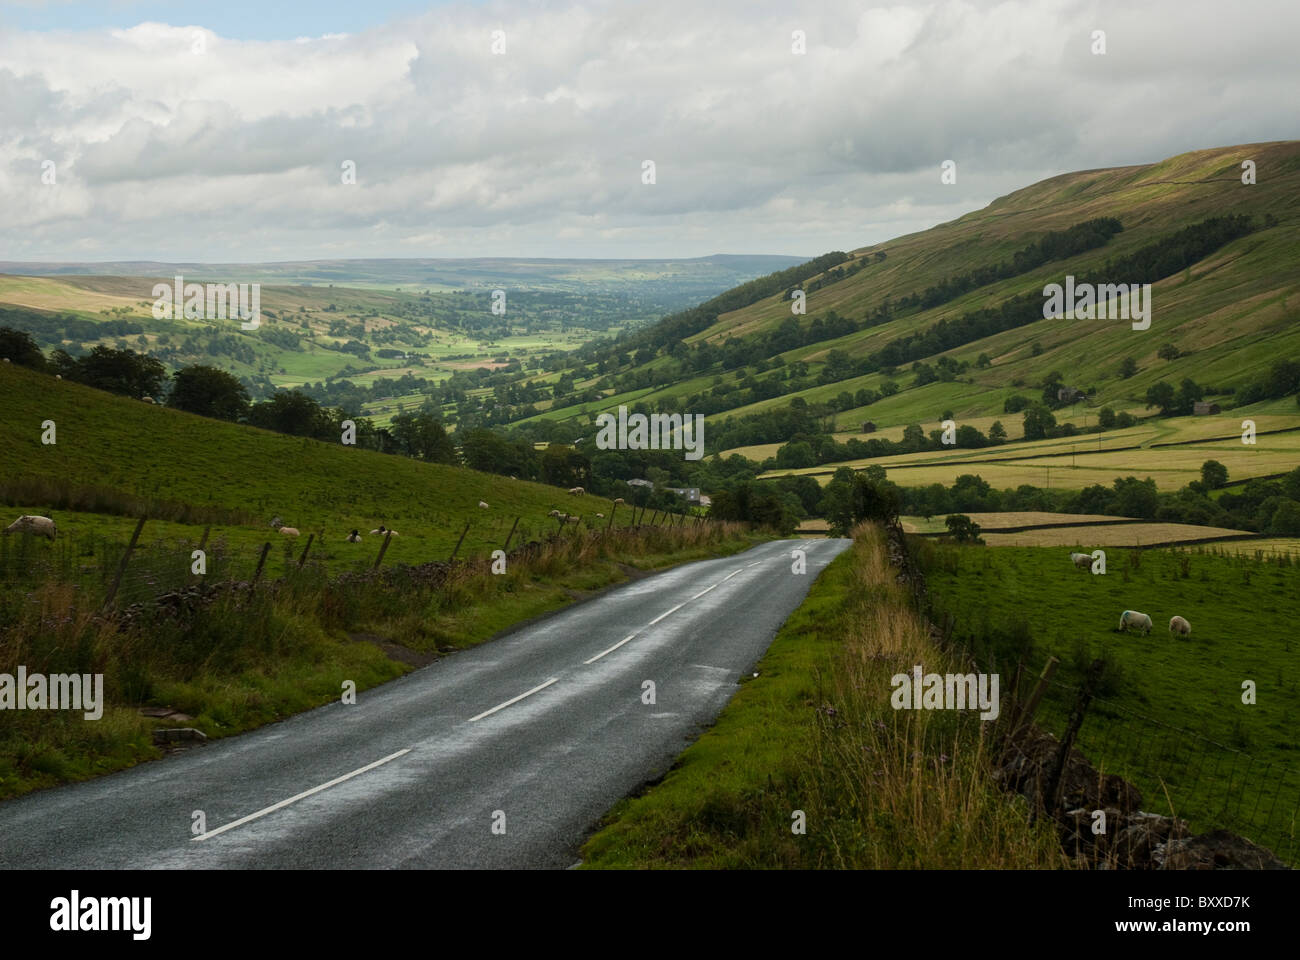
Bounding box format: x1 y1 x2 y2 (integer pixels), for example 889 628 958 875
55 374 62 380
547 510 561 518
565 515 581 524
369 525 398 537
345 529 363 543
478 501 489 509
1118 610 1153 636
1069 552 1092 570
1 358 8 363
567 486 585 496
3 515 57 540
613 498 625 505
141 396 155 404
1169 615 1191 638
595 513 605 518
278 526 300 537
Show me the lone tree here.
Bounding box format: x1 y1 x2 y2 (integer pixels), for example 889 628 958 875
1201 459 1229 490
944 514 984 544
1119 357 1138 379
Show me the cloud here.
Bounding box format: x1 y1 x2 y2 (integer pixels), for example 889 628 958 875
1 0 1297 261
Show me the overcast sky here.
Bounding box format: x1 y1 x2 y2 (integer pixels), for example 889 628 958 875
1 0 1296 263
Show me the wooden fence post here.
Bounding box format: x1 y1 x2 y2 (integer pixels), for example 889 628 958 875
502 516 521 553
374 530 393 570
1042 659 1104 816
1009 655 1059 743
297 533 315 569
251 541 272 586
102 516 146 609
607 504 617 529
448 522 471 562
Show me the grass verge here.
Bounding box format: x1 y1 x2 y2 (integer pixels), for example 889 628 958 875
579 523 1066 868
0 522 763 800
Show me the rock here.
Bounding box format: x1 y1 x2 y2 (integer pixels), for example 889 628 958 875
1158 830 1291 870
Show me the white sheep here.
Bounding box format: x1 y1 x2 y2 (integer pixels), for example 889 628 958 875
3 515 57 540
278 526 300 537
1118 610 1152 636
478 501 489 509
613 498 625 505
141 396 155 404
1169 616 1191 638
369 525 398 536
595 512 605 518
1069 552 1092 570
568 486 585 496
565 515 581 524
345 529 363 543
547 510 561 518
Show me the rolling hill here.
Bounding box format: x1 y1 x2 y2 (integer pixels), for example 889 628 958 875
509 141 1300 482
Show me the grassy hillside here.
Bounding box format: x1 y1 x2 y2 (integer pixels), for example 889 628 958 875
0 362 616 566
512 142 1300 461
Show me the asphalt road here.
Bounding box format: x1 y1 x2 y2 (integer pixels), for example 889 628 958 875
0 537 851 869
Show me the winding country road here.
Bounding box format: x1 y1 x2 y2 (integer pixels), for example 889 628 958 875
0 537 850 869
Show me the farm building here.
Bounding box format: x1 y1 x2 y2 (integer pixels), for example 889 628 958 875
1194 401 1222 415
1057 386 1085 404
665 487 701 504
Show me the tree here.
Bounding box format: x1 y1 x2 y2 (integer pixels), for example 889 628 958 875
988 420 1008 444
1270 501 1300 536
1145 381 1177 416
57 345 165 399
944 514 984 544
169 365 250 421
392 412 459 464
1119 357 1138 379
1201 459 1229 490
1112 476 1159 519
0 326 47 370
1098 406 1117 429
247 390 328 438
1022 403 1057 441
1157 343 1181 361
975 353 992 369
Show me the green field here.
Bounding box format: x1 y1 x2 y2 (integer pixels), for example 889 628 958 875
0 362 620 568
919 541 1300 861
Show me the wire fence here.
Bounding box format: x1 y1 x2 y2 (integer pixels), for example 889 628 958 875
893 519 1297 867
0 504 713 613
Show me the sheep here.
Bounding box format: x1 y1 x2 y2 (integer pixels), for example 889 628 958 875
270 517 300 537
3 515 56 540
1169 615 1192 638
595 513 605 518
1 358 8 363
565 515 581 524
567 486 585 496
345 529 363 543
478 501 489 509
1069 552 1092 570
369 525 398 537
1117 610 1152 636
141 396 155 404
613 498 625 505
547 510 561 518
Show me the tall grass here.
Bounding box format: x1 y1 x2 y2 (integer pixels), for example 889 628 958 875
581 523 1065 868
0 520 757 799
